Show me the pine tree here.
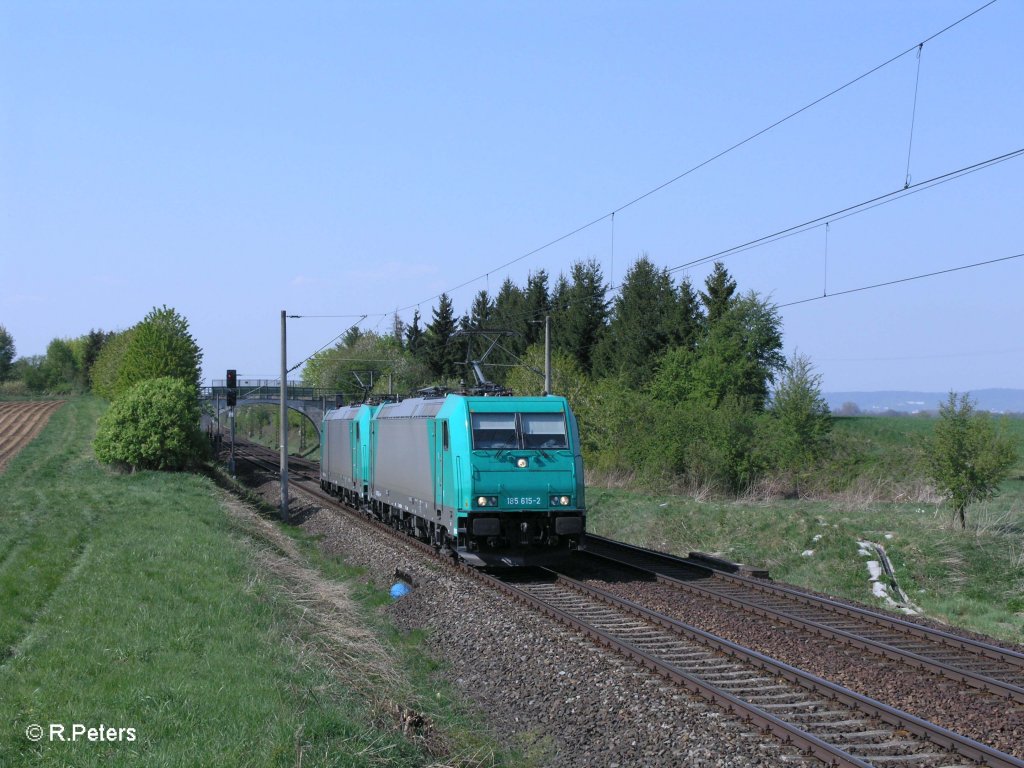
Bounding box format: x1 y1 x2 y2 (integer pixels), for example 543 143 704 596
492 278 528 372
464 290 494 365
391 311 406 348
553 259 608 374
673 276 703 352
597 255 677 386
524 270 550 346
424 293 460 379
405 309 425 359
700 261 737 326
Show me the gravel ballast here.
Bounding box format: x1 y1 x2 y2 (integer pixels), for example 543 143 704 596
252 476 817 767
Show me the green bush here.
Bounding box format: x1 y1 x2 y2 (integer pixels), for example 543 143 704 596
94 377 205 471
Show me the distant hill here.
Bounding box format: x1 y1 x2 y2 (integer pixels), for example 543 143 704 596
824 388 1024 415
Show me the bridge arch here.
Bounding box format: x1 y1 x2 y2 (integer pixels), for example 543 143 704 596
213 399 323 438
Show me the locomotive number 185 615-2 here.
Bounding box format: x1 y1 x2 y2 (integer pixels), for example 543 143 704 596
504 496 543 507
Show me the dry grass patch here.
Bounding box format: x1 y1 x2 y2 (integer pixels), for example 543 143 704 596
219 493 454 760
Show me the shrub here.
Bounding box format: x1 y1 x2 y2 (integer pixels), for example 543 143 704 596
94 377 205 471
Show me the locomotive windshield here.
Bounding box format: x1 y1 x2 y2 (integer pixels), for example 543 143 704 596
471 413 518 449
471 412 568 450
521 413 568 449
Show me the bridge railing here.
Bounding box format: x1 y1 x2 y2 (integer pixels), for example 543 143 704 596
199 385 349 403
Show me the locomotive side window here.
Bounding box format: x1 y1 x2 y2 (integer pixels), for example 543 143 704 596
471 413 517 449
521 413 568 449
442 420 449 451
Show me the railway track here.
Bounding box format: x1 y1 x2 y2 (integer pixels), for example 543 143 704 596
579 534 1024 704
228 443 1024 768
492 569 1018 768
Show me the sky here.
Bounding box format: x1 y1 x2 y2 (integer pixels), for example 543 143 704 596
2 0 1022 393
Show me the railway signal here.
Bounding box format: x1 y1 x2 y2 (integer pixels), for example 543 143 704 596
226 369 237 406
226 369 237 475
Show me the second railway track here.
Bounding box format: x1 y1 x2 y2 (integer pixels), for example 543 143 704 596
578 534 1024 704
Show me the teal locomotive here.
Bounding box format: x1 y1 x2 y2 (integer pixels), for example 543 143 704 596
321 394 585 565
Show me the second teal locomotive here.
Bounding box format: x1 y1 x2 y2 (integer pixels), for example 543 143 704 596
321 393 585 564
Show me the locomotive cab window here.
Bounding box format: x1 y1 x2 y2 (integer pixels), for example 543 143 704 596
521 413 568 449
471 413 517 449
442 420 450 451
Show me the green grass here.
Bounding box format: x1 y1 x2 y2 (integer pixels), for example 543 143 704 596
830 414 1024 484
0 398 518 767
587 422 1024 644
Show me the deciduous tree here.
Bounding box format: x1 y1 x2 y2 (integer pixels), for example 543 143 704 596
768 352 832 478
0 325 14 382
91 329 134 399
924 392 1018 529
116 306 202 397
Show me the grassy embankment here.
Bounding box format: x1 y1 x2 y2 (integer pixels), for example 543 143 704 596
0 397 517 768
588 415 1024 644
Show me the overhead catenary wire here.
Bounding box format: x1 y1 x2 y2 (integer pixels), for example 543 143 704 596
666 147 1024 275
779 251 1024 309
289 0 1003 350
378 0 999 319
295 247 1024 385
904 43 925 189
487 249 1024 376
291 143 1022 380
287 2 1008 375
452 146 1024 334
286 314 367 374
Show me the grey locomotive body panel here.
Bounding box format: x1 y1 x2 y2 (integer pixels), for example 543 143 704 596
323 406 360 488
372 408 434 518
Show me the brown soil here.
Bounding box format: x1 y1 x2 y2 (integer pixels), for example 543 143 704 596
0 400 65 473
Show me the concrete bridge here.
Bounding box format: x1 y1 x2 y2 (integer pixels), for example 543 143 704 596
199 379 348 437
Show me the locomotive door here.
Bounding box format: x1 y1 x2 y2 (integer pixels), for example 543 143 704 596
433 419 453 513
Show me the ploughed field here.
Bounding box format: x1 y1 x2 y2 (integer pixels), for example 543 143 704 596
0 401 64 472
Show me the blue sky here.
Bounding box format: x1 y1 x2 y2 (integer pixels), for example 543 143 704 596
2 1 1021 392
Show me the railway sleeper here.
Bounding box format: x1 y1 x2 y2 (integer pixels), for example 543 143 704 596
825 729 902 743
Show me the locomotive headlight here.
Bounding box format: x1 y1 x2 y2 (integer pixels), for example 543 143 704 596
476 496 498 507
515 457 528 468
550 495 571 506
